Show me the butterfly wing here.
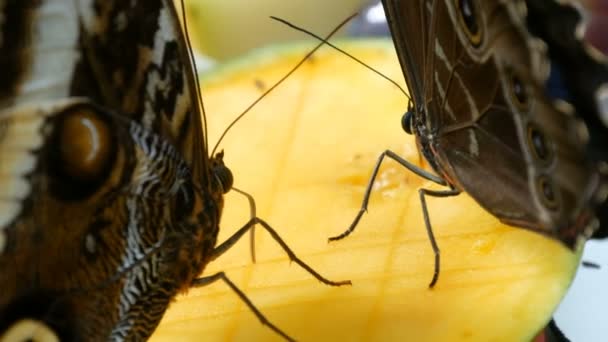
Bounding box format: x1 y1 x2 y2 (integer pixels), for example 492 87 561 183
383 0 605 246
382 0 431 107
524 0 608 239
525 0 608 162
73 0 209 183
0 0 217 340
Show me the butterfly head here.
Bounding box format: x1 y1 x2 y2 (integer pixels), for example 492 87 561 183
210 151 233 195
401 105 415 135
401 100 429 138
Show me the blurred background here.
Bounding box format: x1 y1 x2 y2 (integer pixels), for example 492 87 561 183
186 0 608 66
184 0 608 340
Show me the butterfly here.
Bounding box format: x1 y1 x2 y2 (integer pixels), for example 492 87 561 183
0 0 348 340
328 0 608 287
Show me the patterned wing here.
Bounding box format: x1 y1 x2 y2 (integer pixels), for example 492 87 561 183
524 0 608 239
525 0 608 163
384 0 606 246
0 0 219 340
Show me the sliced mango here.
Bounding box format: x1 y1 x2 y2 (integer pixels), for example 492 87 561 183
150 39 580 342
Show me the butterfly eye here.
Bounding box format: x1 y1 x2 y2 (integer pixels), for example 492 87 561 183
455 0 482 46
214 164 233 194
536 175 559 209
401 110 415 135
527 125 552 162
211 151 233 194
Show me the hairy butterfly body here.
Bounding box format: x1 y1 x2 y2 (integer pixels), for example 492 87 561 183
0 0 347 340
330 0 608 287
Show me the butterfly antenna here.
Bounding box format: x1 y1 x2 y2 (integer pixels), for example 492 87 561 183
210 13 358 156
178 0 209 151
270 15 411 102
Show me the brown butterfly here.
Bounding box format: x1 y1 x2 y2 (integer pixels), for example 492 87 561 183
0 0 349 340
327 0 608 287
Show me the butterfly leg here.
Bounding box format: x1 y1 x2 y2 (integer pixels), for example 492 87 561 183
192 271 295 341
230 187 259 263
418 188 460 288
209 217 351 286
329 149 447 241
197 218 351 340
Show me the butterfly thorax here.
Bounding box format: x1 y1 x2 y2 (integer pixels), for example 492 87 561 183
167 151 233 294
410 105 446 183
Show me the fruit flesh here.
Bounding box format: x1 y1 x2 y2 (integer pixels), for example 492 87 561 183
150 40 580 342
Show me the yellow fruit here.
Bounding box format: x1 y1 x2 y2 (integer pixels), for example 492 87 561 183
150 39 580 341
